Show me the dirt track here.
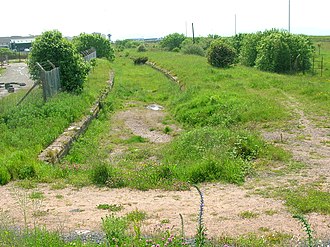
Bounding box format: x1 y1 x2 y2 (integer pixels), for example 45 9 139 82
0 96 329 243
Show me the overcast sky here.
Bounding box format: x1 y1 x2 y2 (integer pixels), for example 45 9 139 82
1 0 329 40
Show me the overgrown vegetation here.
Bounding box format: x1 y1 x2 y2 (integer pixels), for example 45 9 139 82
0 59 111 185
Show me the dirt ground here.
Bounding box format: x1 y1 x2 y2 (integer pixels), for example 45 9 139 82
0 96 329 242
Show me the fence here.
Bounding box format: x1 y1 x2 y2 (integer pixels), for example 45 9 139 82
82 48 97 62
312 55 324 76
37 61 60 101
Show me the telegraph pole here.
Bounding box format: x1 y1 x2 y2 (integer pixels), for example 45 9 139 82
235 14 237 35
288 0 291 32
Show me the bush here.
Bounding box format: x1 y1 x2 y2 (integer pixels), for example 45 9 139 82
133 57 148 65
181 43 205 56
91 163 109 186
160 33 186 51
256 31 313 73
207 39 236 68
0 166 10 185
137 44 147 52
18 164 36 179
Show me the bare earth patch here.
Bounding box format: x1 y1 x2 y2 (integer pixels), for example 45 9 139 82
0 99 329 241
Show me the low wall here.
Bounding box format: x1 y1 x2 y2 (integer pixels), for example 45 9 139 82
38 71 115 164
146 61 184 90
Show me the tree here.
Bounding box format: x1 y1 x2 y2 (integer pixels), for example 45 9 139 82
207 39 236 68
160 33 186 51
28 30 89 93
73 33 115 61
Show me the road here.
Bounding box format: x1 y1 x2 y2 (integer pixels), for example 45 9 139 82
0 63 34 98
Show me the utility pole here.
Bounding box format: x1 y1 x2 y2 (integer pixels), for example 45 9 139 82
235 14 237 36
192 23 195 44
288 0 291 32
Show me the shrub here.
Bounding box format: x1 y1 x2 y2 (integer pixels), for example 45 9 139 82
160 33 186 51
18 164 36 179
181 43 205 56
133 57 148 65
207 39 236 68
0 166 10 185
91 163 109 186
256 31 313 73
137 44 147 52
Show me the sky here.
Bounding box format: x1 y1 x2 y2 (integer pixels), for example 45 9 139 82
1 0 329 40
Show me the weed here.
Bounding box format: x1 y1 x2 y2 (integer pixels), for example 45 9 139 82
97 204 124 212
293 214 314 247
194 185 206 247
239 210 259 219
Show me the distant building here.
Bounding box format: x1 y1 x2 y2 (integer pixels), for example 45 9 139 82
10 37 36 51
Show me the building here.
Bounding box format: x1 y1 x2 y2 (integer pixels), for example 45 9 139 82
10 37 36 51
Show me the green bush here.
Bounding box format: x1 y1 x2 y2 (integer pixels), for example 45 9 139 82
0 166 10 185
18 164 36 179
91 163 109 186
133 57 148 65
137 44 147 52
207 39 236 68
256 31 313 73
181 43 205 56
160 33 186 51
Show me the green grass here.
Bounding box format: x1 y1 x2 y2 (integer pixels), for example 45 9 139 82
285 188 330 214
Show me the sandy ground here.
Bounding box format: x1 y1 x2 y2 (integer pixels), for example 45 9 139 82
0 63 34 98
0 96 329 242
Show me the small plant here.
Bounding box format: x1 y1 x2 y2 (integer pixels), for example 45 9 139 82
29 191 45 200
18 165 36 179
194 185 206 247
163 126 172 134
293 214 314 247
102 214 129 246
97 203 124 212
91 163 109 186
0 167 11 185
127 209 147 240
